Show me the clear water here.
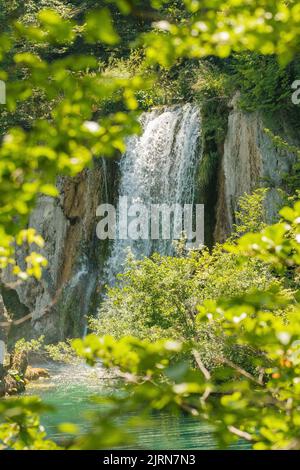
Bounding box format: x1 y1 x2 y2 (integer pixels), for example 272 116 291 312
25 363 249 450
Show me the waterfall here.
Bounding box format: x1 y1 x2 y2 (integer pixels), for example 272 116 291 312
105 103 202 283
101 157 109 203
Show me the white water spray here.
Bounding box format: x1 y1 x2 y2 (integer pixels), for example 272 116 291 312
105 104 202 282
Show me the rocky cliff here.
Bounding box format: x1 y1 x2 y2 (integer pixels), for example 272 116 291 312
1 159 117 344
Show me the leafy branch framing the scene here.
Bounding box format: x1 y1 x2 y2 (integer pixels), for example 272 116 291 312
1 0 300 451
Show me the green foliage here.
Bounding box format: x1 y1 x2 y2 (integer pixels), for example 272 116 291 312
193 62 230 142
0 397 58 449
96 248 279 345
1 0 300 280
264 129 300 193
85 8 120 45
229 53 292 112
44 340 79 364
0 4 148 279
190 61 231 245
93 191 290 372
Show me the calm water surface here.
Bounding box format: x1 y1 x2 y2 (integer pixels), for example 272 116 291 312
25 363 249 450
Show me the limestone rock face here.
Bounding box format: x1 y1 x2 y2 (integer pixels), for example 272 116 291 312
2 161 113 343
214 96 296 242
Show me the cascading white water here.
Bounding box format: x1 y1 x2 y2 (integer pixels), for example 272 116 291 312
101 157 109 203
105 103 202 282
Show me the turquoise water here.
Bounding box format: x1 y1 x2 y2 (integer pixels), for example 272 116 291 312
25 363 249 450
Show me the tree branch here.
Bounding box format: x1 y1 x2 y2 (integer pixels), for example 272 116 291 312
228 425 253 442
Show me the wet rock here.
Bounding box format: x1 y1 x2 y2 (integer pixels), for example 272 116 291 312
25 366 50 381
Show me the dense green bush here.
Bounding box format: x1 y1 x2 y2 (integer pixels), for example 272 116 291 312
228 53 292 113
73 196 300 451
92 191 293 372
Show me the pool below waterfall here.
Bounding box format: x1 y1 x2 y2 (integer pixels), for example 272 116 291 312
24 362 250 450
